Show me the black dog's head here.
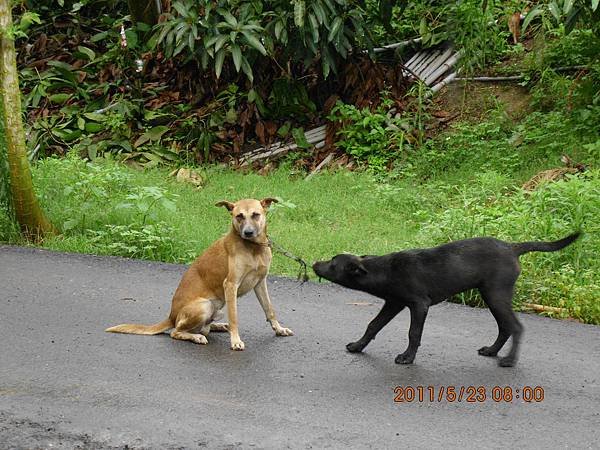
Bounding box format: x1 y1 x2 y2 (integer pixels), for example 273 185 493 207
312 254 368 290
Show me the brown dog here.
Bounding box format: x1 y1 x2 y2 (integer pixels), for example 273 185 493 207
106 198 293 350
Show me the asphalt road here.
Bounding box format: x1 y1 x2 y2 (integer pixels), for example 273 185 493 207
1 245 599 449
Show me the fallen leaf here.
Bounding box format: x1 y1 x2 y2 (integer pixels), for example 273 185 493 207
172 168 204 188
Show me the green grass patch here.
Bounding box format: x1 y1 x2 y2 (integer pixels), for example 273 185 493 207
1 107 599 324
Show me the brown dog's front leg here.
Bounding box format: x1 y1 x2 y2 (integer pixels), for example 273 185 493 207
254 278 293 336
224 279 244 350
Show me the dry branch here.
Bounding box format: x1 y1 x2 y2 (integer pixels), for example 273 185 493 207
522 303 567 314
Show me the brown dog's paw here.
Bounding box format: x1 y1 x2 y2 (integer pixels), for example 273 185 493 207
210 323 229 332
231 340 245 351
190 334 208 345
275 327 294 336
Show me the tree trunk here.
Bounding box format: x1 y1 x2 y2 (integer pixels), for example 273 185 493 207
0 0 56 241
127 0 162 25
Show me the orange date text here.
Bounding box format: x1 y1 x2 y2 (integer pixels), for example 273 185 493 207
393 385 545 403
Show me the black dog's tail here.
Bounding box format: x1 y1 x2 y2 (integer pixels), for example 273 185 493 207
512 232 581 256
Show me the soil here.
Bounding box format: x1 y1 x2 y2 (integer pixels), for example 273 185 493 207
432 81 531 125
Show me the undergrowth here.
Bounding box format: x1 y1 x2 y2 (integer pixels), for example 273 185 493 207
2 103 598 324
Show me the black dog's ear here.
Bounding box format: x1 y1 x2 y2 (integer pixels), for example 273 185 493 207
215 200 235 212
348 260 368 276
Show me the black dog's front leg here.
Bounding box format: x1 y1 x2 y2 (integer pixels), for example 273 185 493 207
395 303 429 364
347 302 404 353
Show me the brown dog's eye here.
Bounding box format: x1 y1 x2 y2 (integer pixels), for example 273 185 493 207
236 213 244 220
252 212 260 219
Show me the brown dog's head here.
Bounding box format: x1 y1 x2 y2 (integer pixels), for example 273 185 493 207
216 198 278 240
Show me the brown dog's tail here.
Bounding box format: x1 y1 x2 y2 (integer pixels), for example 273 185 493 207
512 232 581 256
105 318 173 335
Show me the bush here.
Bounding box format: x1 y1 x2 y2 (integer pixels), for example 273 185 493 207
328 99 406 171
32 154 183 259
152 0 374 82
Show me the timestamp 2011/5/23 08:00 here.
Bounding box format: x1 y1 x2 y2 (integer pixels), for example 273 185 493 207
393 385 545 403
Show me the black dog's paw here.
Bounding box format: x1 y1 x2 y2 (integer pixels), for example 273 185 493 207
394 352 415 365
478 346 498 357
346 341 365 353
498 356 516 367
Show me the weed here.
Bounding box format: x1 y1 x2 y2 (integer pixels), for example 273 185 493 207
87 222 194 262
328 98 406 171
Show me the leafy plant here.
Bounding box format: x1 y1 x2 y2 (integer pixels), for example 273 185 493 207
523 0 600 36
265 78 316 121
447 1 510 73
116 186 178 225
33 154 178 236
405 81 432 147
328 98 406 171
87 222 183 261
152 0 267 81
151 0 374 82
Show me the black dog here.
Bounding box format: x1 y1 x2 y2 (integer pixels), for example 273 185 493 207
313 233 580 367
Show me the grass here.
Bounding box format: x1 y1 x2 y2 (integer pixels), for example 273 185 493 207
2 62 600 324
1 101 598 324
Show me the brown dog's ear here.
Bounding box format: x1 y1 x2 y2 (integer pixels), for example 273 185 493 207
215 200 235 212
260 197 279 210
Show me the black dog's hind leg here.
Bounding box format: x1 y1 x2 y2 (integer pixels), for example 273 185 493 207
478 286 523 367
395 302 429 364
346 302 404 353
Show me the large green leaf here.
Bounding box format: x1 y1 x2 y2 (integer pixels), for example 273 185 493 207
231 44 242 72
48 93 71 104
75 46 95 61
241 57 254 83
85 123 105 133
204 34 221 48
275 20 283 40
522 5 544 32
294 0 306 27
321 47 331 78
83 112 107 122
215 49 226 78
563 0 574 15
242 31 267 55
308 13 319 43
134 126 169 148
549 1 561 21
214 34 229 52
173 1 189 17
327 16 343 42
311 1 326 25
219 9 238 28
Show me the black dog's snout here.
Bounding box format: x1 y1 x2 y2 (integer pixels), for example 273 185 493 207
244 230 254 237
